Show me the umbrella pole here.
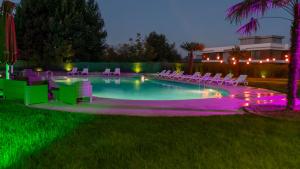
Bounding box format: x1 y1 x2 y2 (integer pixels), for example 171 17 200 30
6 64 9 80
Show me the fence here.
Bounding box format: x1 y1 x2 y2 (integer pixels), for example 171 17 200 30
0 61 289 78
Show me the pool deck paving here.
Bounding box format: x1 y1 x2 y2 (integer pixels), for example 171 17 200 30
31 75 300 117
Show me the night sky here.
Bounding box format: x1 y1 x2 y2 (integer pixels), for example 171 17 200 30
3 0 291 54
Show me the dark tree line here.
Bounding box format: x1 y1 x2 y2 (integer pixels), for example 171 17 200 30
15 0 107 67
104 32 182 62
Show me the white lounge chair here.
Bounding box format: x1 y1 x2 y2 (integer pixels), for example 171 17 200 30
113 68 121 76
67 67 78 76
214 73 233 85
81 68 89 76
205 73 222 83
171 71 184 80
180 72 200 80
225 75 248 86
194 73 211 82
102 68 111 76
155 70 166 77
158 70 171 78
162 71 178 79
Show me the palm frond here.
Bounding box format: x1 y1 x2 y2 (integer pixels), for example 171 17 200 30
237 17 260 35
226 0 290 24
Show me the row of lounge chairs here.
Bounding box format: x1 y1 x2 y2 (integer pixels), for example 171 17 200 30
67 68 121 76
155 70 248 86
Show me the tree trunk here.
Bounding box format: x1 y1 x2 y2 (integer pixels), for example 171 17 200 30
187 52 194 75
287 3 300 110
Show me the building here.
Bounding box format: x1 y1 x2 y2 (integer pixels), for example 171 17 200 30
201 35 290 64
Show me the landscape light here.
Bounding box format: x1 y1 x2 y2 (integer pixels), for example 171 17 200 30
246 62 250 65
207 58 210 61
272 58 276 61
233 61 236 65
248 58 252 61
266 58 270 62
285 58 289 62
217 56 220 60
220 60 223 63
285 54 288 58
232 57 235 61
259 60 263 64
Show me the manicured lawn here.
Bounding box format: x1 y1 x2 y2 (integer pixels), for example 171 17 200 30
7 110 300 169
0 101 92 169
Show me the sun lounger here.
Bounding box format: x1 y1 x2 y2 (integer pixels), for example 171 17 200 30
205 73 222 83
155 70 166 77
67 67 78 76
193 73 211 82
172 71 184 80
180 72 201 81
214 73 233 85
113 68 121 76
163 71 178 79
81 68 89 76
158 70 171 78
224 75 248 86
102 68 111 76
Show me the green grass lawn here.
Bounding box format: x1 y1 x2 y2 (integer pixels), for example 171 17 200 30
1 102 299 169
0 101 92 169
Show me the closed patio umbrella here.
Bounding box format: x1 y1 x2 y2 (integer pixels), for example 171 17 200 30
0 0 18 79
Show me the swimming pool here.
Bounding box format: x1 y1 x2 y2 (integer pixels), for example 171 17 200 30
54 76 228 100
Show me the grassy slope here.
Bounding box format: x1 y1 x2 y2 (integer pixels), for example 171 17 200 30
17 115 300 169
0 101 92 169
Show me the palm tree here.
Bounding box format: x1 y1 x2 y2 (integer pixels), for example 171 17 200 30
181 42 205 74
227 0 299 110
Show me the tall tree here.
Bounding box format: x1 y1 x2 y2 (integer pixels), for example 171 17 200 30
15 0 107 67
226 0 299 110
181 42 205 74
145 32 181 62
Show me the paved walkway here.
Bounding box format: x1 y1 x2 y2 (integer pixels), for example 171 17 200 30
31 75 300 117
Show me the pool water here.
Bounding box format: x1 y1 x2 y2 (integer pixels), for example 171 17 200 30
55 76 228 100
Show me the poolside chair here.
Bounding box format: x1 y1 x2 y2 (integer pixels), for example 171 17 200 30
67 67 78 76
180 72 201 81
162 71 178 79
158 70 171 78
80 68 89 76
214 73 233 85
102 68 111 76
205 73 222 83
172 71 185 80
192 73 211 82
113 68 121 76
224 75 248 86
155 70 166 77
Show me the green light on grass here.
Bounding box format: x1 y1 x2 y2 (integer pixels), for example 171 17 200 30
0 101 91 168
133 63 142 73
